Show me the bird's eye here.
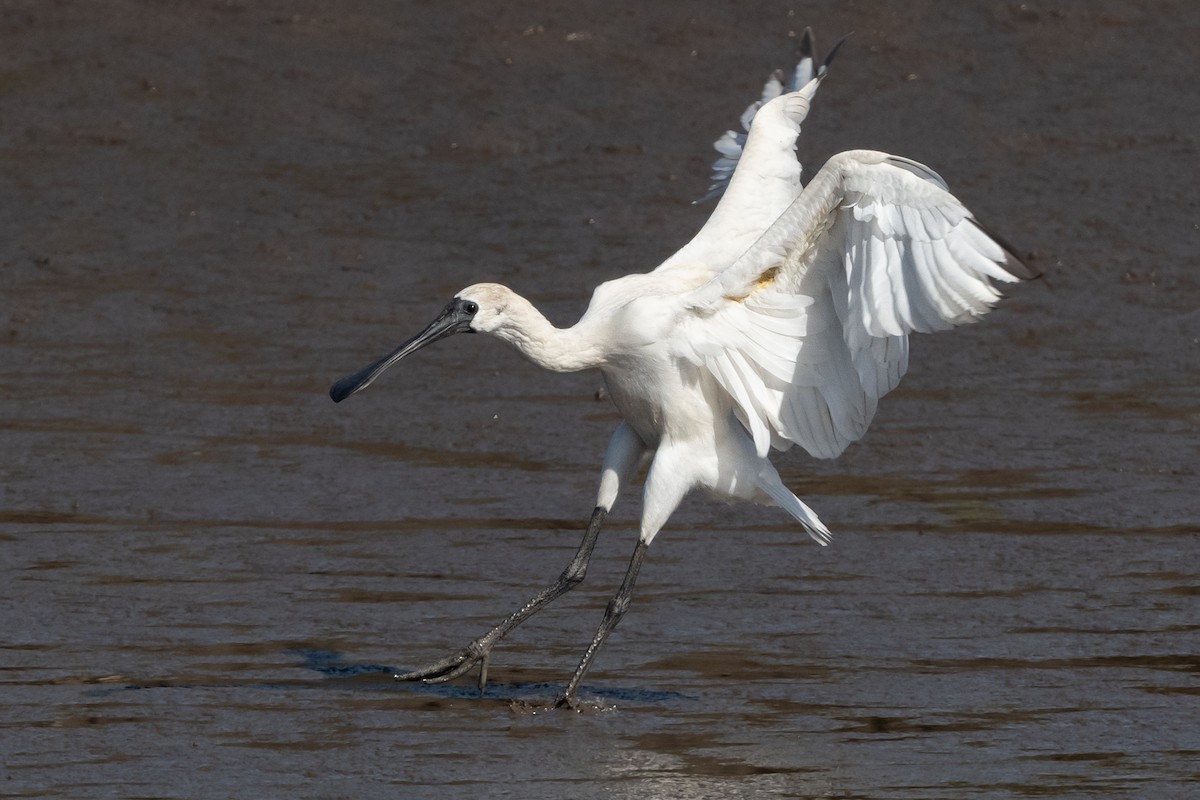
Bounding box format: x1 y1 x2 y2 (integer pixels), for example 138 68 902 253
462 301 479 315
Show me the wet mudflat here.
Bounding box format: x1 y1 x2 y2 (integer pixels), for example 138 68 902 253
2 1 1197 798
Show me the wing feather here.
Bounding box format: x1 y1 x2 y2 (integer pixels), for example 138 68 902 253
657 32 847 281
673 149 1034 459
709 351 773 456
694 27 831 206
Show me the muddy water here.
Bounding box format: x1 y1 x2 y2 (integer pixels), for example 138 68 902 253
3 1 1198 797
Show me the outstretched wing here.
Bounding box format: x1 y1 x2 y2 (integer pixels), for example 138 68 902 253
673 149 1036 459
693 28 832 205
654 31 846 279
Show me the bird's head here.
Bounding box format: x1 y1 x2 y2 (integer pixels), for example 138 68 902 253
328 283 516 402
452 283 518 334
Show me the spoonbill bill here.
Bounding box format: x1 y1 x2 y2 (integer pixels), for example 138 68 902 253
329 31 1036 708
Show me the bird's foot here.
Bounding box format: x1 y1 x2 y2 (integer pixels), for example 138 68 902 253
394 640 492 693
552 694 579 711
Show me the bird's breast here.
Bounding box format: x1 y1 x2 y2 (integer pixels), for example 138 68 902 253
601 367 664 448
599 349 725 451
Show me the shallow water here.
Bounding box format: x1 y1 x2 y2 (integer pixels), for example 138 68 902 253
3 1 1198 798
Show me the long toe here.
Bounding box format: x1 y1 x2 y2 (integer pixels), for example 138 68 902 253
394 641 492 685
394 651 472 682
420 658 480 684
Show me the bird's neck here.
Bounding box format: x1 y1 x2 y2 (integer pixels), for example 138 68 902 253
493 297 602 373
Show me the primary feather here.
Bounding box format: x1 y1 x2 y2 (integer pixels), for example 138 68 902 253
665 30 846 274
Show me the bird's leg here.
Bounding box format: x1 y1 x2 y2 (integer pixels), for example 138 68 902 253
555 538 649 709
394 506 607 690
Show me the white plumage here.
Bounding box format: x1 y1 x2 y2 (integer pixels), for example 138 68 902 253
330 32 1036 707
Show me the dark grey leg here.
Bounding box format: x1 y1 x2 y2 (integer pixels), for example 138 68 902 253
395 506 607 691
555 538 649 708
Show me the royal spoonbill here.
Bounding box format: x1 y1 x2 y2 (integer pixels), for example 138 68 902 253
329 31 1037 708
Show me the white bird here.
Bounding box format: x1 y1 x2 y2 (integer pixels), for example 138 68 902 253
329 31 1037 709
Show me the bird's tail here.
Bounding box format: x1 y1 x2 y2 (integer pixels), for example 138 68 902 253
757 475 832 546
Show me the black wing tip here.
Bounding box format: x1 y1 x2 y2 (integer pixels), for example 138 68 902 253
797 27 815 60
795 28 850 80
969 218 1042 281
821 33 852 73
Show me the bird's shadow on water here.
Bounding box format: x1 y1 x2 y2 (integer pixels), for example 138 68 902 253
82 647 687 708
289 647 688 707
